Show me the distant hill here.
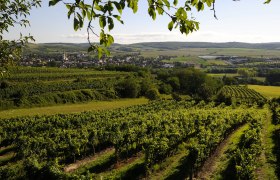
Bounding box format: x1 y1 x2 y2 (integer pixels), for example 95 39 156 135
24 42 280 55
128 42 280 50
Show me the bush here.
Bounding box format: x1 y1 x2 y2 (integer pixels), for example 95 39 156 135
145 88 160 100
0 80 10 89
116 78 140 98
159 83 172 94
171 93 182 101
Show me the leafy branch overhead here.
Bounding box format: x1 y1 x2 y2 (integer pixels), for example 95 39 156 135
0 0 41 68
48 0 217 58
49 0 272 58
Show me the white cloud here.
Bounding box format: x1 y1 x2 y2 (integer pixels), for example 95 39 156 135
62 32 187 44
61 30 280 44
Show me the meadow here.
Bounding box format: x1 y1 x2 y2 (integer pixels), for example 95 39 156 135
0 98 148 119
140 48 280 58
248 85 280 98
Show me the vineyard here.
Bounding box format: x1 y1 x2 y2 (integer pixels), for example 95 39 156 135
0 67 135 110
216 85 267 105
1 100 278 179
3 67 128 82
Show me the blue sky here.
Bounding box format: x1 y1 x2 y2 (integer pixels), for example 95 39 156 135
4 0 280 44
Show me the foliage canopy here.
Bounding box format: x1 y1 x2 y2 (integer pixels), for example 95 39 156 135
0 0 41 70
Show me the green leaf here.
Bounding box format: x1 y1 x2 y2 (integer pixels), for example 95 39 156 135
88 45 95 52
205 0 212 7
113 2 123 14
264 0 271 4
94 4 103 11
74 17 79 31
49 0 61 6
107 35 114 46
82 9 86 18
86 10 92 20
107 17 114 31
148 7 156 20
197 2 204 11
133 0 139 13
66 4 71 10
168 21 174 31
97 47 103 59
104 48 110 56
68 7 75 19
99 16 106 28
162 0 171 9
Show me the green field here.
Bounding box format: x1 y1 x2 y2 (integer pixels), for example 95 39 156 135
248 85 280 98
208 74 266 83
208 73 238 77
162 56 228 66
1 100 277 179
140 48 280 58
0 98 148 119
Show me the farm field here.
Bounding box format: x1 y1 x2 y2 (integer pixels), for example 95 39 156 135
208 73 238 77
0 67 135 111
248 85 280 98
208 74 266 83
1 99 279 179
0 98 148 119
4 67 128 82
140 48 280 58
162 56 228 66
216 85 267 106
0 65 279 179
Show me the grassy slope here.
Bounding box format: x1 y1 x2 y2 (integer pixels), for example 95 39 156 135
211 124 250 179
248 85 280 98
255 111 278 179
0 98 148 119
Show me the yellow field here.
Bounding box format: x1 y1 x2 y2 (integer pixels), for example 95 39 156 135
208 73 238 77
0 98 148 119
248 85 280 98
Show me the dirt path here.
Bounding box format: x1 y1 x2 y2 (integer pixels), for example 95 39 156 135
195 124 249 180
64 147 115 173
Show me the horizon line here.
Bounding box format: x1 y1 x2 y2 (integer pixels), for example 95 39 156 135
31 41 280 45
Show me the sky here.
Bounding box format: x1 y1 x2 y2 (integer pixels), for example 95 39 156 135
4 0 280 44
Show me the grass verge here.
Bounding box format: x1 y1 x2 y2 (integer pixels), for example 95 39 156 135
0 98 148 119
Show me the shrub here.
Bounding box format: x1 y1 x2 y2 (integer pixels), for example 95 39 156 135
159 83 172 94
0 80 10 89
145 88 160 100
116 78 140 98
171 93 182 101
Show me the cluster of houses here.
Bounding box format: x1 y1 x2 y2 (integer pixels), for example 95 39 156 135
20 52 196 68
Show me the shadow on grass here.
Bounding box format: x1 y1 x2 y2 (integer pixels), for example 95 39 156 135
219 158 238 180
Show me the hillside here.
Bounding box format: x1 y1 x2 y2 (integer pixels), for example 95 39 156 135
24 42 280 55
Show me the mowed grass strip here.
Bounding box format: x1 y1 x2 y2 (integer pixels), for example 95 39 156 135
248 85 280 98
208 73 238 77
211 124 250 179
0 98 148 119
